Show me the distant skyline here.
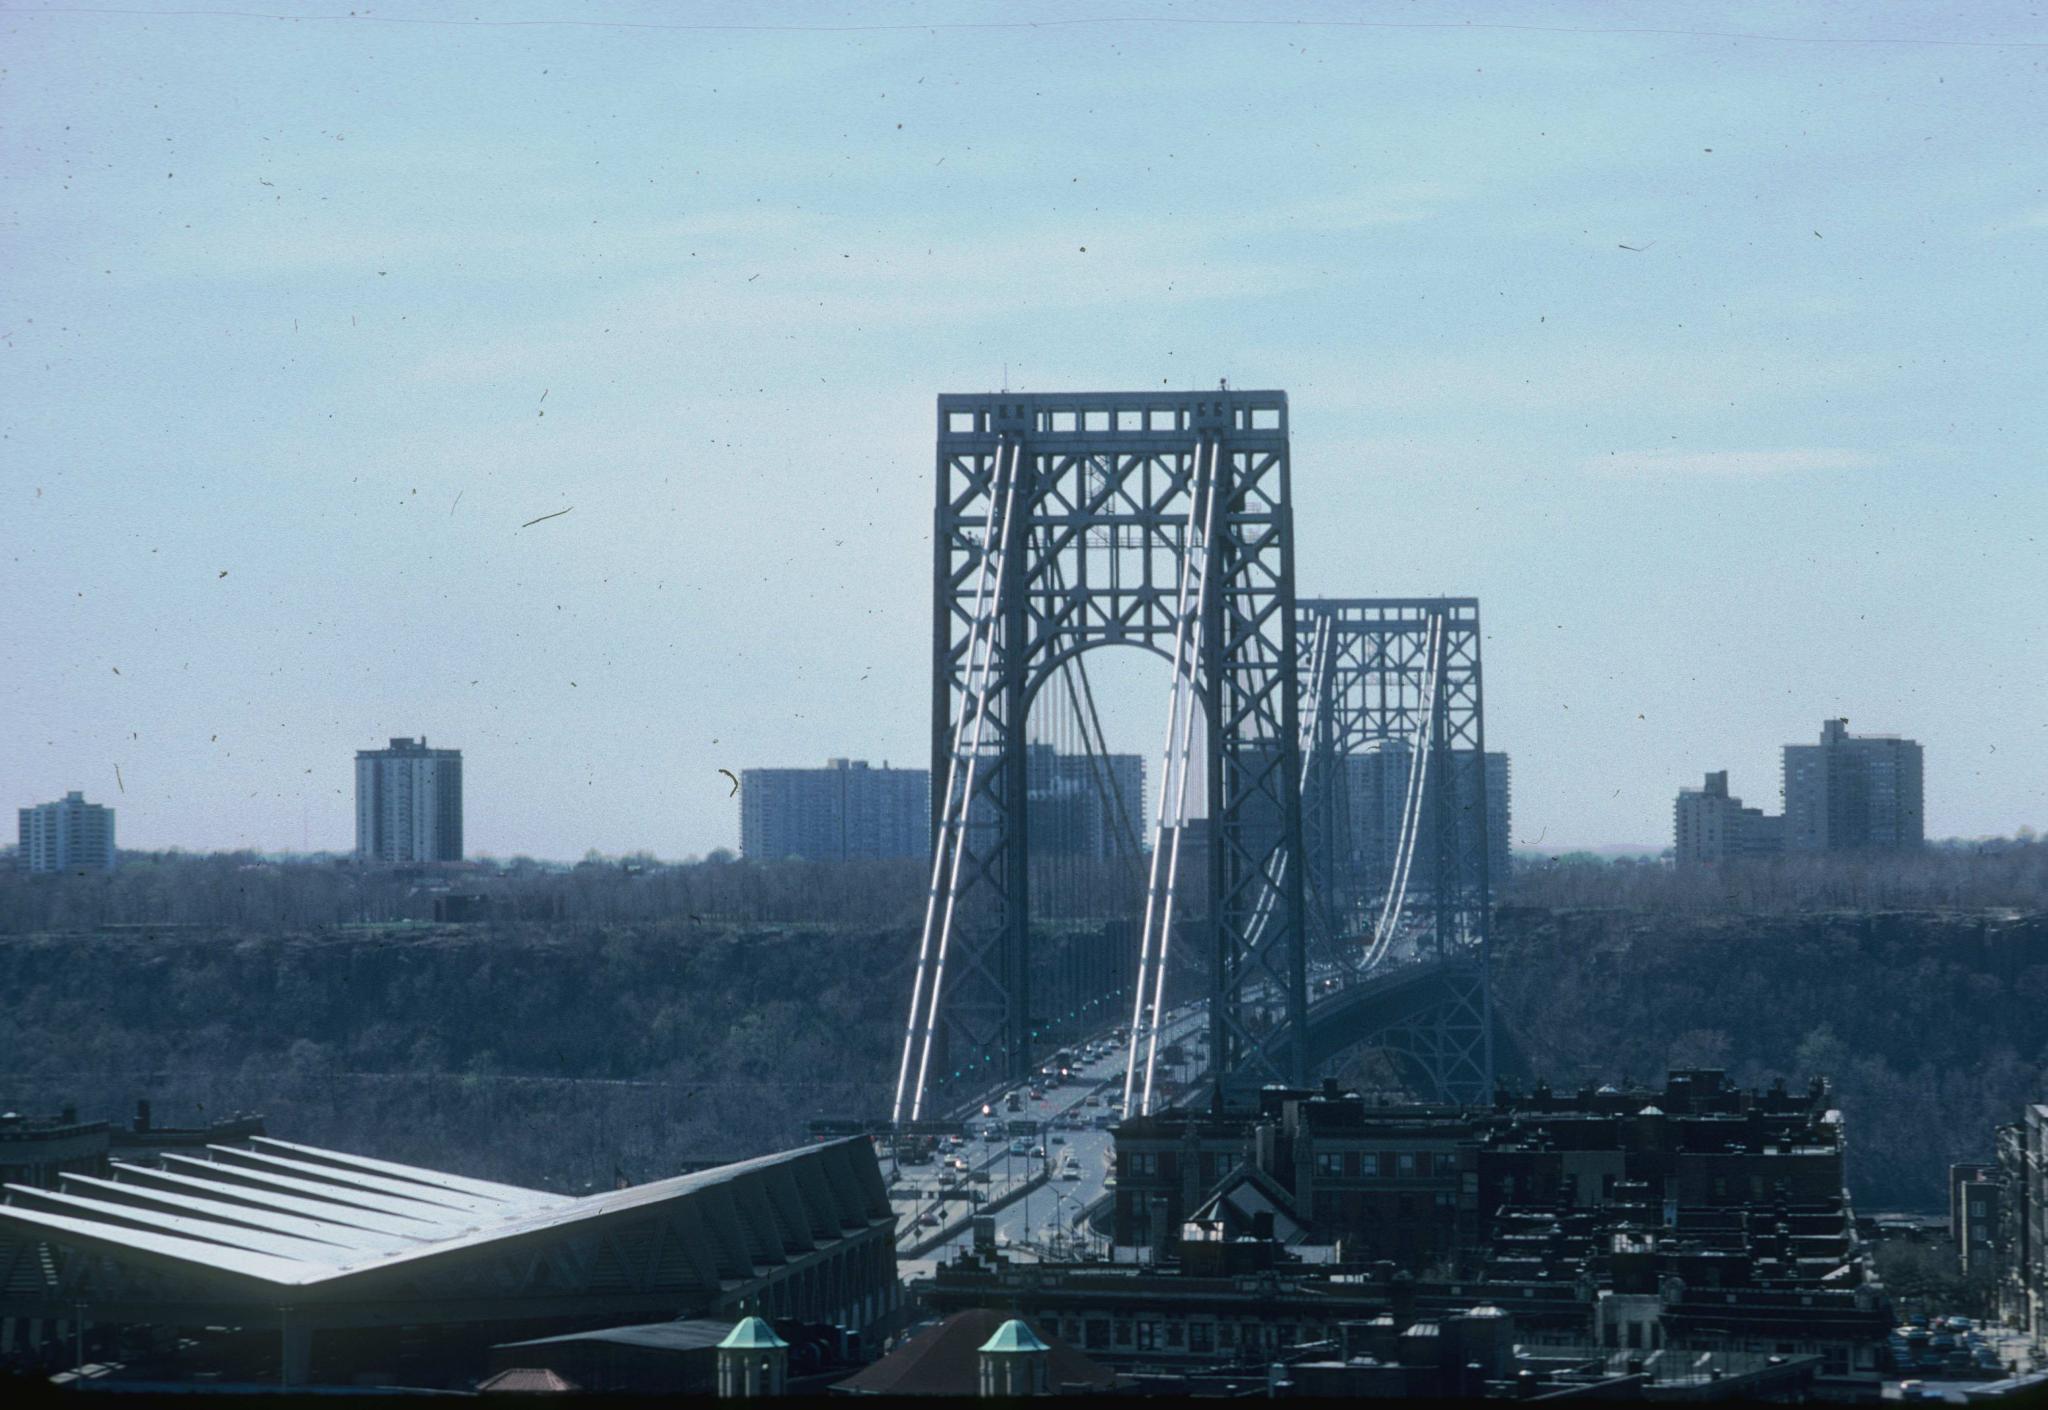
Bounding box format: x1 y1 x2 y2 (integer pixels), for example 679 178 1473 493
4 2 2043 859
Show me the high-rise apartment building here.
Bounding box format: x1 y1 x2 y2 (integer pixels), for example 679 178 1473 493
1783 718 1924 852
355 737 464 863
1341 746 1511 892
1674 770 1785 866
18 792 117 873
739 759 928 861
1024 744 1147 861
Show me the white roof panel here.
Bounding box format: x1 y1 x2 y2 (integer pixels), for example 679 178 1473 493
205 1146 546 1217
4 1186 346 1263
109 1164 460 1240
248 1137 554 1205
58 1173 419 1255
155 1155 477 1228
0 1202 319 1284
0 1136 892 1292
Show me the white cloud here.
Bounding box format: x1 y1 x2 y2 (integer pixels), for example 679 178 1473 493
1987 207 2048 237
1585 448 1880 479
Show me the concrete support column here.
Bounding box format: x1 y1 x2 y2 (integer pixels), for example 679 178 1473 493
281 1319 311 1387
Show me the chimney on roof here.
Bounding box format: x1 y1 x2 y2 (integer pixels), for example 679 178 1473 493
134 1099 151 1133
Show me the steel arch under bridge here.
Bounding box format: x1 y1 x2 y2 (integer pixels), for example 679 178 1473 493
894 390 1312 1121
1223 956 1516 1108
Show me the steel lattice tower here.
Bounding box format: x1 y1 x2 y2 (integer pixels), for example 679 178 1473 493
1297 597 1494 1103
919 391 1311 1111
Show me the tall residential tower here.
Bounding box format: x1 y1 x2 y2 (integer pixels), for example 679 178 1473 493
18 792 116 873
1783 718 1924 852
1674 770 1785 866
739 759 927 861
355 738 464 863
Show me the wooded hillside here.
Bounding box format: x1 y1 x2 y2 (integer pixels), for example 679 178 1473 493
2 893 2039 1210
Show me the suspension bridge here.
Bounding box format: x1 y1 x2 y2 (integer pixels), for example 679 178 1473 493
891 390 1505 1133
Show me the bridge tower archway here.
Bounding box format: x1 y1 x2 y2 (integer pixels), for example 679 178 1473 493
901 391 1311 1119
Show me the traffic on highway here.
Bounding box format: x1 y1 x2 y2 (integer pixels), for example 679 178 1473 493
889 1002 1210 1270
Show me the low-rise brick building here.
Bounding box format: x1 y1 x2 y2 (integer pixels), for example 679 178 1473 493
948 1070 1886 1392
1114 1069 1848 1272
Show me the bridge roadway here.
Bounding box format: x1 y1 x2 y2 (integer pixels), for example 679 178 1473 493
893 1003 1209 1271
896 947 1499 1269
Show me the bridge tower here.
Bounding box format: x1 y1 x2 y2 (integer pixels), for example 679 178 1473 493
895 390 1311 1121
1297 598 1495 1104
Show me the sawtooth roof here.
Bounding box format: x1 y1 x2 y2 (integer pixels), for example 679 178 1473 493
0 1134 892 1294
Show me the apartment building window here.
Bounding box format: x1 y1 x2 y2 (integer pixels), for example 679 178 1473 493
1398 1152 1417 1177
1125 1152 1158 1177
1361 1152 1382 1177
1316 1153 1343 1176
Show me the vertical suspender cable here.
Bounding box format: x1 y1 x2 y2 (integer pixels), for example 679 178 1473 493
893 440 1019 1126
1365 612 1441 972
911 444 1025 1120
1121 439 1216 1114
1239 613 1328 963
1133 439 1221 1115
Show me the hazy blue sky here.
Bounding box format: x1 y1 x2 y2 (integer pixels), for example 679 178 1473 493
4 2 2042 859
